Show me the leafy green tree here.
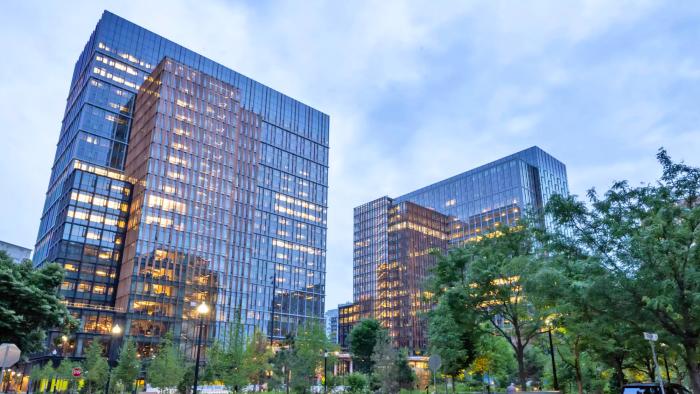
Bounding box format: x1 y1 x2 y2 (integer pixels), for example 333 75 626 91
524 235 643 393
205 322 247 392
427 291 481 384
544 149 700 394
30 363 56 393
147 332 185 393
371 330 399 394
471 332 517 389
244 329 273 390
370 329 415 393
0 252 77 353
430 223 546 390
395 349 416 391
348 319 382 374
290 322 329 393
270 335 294 392
176 363 195 394
113 339 141 393
83 340 109 394
345 372 368 393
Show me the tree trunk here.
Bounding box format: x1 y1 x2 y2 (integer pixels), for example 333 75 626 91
574 358 583 394
683 344 700 394
516 348 527 391
613 356 625 393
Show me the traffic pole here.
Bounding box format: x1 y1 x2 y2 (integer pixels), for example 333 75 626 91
649 340 666 394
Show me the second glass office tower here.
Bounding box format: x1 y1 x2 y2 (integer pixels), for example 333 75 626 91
33 11 328 359
342 146 568 353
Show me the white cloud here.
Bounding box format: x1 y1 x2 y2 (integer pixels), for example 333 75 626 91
0 0 699 310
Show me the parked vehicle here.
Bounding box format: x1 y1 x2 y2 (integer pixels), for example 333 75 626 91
622 383 691 394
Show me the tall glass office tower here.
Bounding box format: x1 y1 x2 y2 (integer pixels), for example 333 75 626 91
34 11 328 359
340 147 568 353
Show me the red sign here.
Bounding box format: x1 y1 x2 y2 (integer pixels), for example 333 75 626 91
72 367 81 377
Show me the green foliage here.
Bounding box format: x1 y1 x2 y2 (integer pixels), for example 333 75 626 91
83 340 109 394
395 349 416 391
371 330 399 393
345 372 368 393
147 332 185 392
428 223 546 390
30 363 56 393
427 293 480 379
270 335 294 392
113 339 141 392
370 330 415 393
543 149 700 394
0 252 77 354
289 322 329 393
55 358 81 380
244 329 273 388
471 332 517 387
176 363 195 394
205 321 247 392
348 319 382 374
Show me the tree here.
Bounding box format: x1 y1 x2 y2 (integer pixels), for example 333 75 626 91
369 329 415 393
205 322 247 392
177 363 195 394
0 252 77 353
270 335 294 392
471 332 517 389
430 223 546 390
290 322 330 393
345 373 368 393
54 358 81 394
545 149 700 394
244 329 273 390
395 349 416 391
147 332 185 393
371 330 399 394
83 340 109 394
348 319 382 374
427 292 481 385
113 339 141 393
30 363 56 393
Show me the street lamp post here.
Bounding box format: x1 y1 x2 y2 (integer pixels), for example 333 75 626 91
104 323 123 394
323 350 328 394
192 302 210 394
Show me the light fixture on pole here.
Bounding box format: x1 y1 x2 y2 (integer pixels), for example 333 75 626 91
323 350 328 394
104 323 123 394
192 301 210 394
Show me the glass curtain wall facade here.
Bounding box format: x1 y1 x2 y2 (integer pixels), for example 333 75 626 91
33 10 328 360
340 146 568 353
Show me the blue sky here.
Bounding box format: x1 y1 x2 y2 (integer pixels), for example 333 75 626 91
1 0 699 310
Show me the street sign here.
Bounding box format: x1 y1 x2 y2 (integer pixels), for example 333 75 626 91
0 344 21 368
428 354 442 372
72 367 82 377
644 332 659 341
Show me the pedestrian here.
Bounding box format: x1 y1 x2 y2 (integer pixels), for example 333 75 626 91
507 382 517 394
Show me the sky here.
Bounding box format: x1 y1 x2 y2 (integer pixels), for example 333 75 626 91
1 0 699 311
